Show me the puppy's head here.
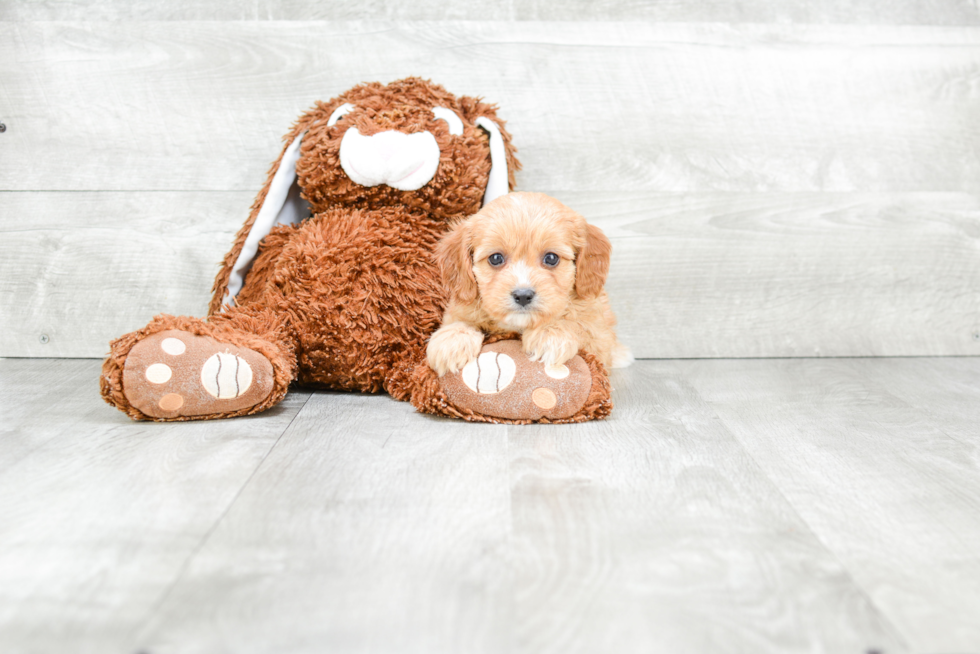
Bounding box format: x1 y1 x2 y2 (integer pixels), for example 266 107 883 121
437 192 611 331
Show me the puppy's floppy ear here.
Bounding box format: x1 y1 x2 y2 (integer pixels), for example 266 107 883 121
436 221 479 305
575 223 612 300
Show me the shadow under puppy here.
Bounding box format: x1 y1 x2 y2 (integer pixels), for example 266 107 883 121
427 192 633 377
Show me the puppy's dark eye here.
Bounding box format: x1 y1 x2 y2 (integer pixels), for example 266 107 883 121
543 252 560 267
488 253 505 267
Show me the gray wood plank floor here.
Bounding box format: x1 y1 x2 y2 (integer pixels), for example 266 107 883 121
2 357 979 653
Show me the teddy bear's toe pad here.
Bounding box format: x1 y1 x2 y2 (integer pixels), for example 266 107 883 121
122 330 274 419
439 340 591 421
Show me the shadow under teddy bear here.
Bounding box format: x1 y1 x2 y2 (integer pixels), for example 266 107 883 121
100 78 611 424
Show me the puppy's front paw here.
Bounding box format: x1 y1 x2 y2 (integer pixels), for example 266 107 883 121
427 322 484 376
522 327 579 369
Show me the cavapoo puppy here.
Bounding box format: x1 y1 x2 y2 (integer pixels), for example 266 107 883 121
427 192 633 376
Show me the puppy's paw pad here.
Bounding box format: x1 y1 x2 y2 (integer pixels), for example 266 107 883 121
122 330 274 419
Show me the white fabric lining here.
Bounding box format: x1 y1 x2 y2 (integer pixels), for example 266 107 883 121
222 133 310 306
432 107 464 135
476 117 509 206
327 103 355 127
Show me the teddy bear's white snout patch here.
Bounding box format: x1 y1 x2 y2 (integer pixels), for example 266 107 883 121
339 128 441 191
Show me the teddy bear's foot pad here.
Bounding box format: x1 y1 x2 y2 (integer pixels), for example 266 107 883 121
121 329 275 419
440 340 591 421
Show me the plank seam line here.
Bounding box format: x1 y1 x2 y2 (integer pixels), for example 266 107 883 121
126 390 315 644
844 358 980 450
632 355 980 361
0 360 101 477
502 421 516 613
705 399 913 651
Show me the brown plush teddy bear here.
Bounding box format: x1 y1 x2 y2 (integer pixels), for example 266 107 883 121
100 78 611 424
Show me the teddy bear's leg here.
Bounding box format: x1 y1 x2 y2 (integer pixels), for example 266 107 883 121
382 346 429 403
101 309 297 421
409 338 613 424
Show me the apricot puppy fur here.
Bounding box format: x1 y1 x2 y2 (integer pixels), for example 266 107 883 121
427 192 633 376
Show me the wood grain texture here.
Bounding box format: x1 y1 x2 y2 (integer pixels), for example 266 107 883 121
0 359 312 654
678 357 980 653
0 191 252 357
0 358 926 653
4 20 979 361
2 22 980 194
505 364 907 654
3 190 978 358
843 357 980 446
4 357 980 652
133 392 512 654
0 358 97 474
4 0 979 24
581 191 980 358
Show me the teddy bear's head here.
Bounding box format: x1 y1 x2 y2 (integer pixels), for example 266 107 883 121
217 78 520 310
295 77 520 219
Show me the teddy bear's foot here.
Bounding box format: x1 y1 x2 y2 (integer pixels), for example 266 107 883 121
118 329 276 420
411 339 612 424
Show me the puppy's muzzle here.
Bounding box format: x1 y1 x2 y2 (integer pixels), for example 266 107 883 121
511 288 536 308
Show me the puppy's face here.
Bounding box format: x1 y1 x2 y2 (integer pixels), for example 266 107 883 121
438 192 611 331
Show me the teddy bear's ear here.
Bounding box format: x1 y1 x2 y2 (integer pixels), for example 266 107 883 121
457 96 521 206
474 117 508 207
221 132 311 308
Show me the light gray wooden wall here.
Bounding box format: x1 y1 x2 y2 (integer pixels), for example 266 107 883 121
2 6 979 358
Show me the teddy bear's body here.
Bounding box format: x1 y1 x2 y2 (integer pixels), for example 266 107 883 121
220 205 447 398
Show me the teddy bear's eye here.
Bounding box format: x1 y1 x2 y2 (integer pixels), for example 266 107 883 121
327 103 355 127
432 107 463 136
488 253 505 267
543 252 560 267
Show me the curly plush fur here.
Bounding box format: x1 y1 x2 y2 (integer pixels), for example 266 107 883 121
410 333 612 424
209 79 519 317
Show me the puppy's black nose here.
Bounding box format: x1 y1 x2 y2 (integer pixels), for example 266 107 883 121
512 288 535 307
